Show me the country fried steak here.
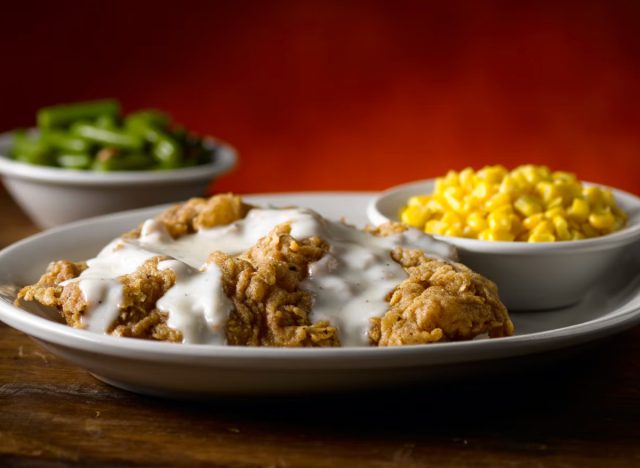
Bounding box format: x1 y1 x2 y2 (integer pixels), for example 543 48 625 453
17 194 513 346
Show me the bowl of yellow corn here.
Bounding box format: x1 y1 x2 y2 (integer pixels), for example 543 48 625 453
367 165 640 310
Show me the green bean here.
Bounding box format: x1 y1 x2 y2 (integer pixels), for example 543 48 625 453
41 130 91 153
70 123 144 150
152 136 183 169
125 116 164 143
93 149 154 171
126 110 169 129
11 131 56 166
124 110 173 146
37 99 120 130
95 114 119 130
9 129 28 156
57 153 93 170
13 100 213 171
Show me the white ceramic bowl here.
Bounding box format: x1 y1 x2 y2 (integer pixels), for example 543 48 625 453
0 131 237 228
368 179 640 311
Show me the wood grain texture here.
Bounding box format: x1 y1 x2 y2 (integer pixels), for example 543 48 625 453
0 188 639 467
0 186 38 249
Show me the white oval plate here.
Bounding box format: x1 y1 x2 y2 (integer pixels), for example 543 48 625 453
1 193 639 397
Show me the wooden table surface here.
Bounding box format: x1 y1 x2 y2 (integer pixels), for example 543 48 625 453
1 187 639 467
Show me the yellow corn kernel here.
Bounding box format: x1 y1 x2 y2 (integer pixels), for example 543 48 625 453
545 197 564 210
460 199 480 215
589 203 608 217
434 178 447 193
552 171 577 182
514 195 542 217
488 229 515 241
471 180 493 200
567 198 589 222
553 181 577 204
537 165 552 179
426 199 444 213
536 181 557 203
510 214 524 237
531 220 553 238
522 165 543 185
499 175 519 196
557 176 583 199
485 192 511 211
545 206 565 219
494 203 514 214
589 210 615 230
583 186 603 206
488 211 512 232
459 167 475 190
523 213 545 230
570 182 583 199
466 212 488 232
444 225 463 237
462 226 477 238
478 229 493 241
443 186 464 212
567 218 581 231
571 230 585 240
552 216 571 241
529 232 556 242
601 189 615 207
511 170 529 190
424 219 447 235
581 223 599 238
477 165 507 184
400 205 429 227
407 195 431 207
442 211 463 226
443 170 459 187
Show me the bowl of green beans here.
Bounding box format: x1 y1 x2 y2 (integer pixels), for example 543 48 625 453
0 100 237 228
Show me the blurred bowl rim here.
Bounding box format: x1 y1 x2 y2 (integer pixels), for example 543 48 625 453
367 178 640 254
0 130 237 187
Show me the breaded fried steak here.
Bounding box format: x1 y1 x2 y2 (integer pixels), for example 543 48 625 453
17 194 513 347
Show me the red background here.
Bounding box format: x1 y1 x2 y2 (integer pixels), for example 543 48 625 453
1 0 639 194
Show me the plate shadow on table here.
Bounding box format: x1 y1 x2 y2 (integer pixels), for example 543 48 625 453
114 335 637 439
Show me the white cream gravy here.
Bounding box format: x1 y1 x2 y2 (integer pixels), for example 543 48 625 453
66 208 456 346
61 240 158 333
302 220 453 346
156 260 233 345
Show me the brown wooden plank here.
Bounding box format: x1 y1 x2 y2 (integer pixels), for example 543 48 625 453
0 185 39 249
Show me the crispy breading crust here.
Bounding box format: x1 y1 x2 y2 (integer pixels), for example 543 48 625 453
210 223 339 347
367 223 513 345
18 258 182 341
369 248 513 346
18 260 86 310
125 193 251 239
111 257 181 341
